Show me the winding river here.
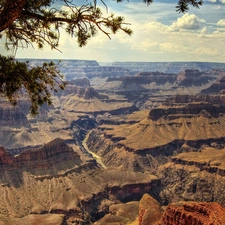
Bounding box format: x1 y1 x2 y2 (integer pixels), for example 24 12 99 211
82 131 107 169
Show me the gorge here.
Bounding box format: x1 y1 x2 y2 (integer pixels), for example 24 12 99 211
1 60 225 224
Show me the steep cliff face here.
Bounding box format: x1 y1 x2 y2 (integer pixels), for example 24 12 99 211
161 202 225 225
0 104 30 128
15 138 80 169
57 83 100 99
137 194 225 225
0 146 14 166
158 145 225 205
0 166 159 225
201 75 225 94
118 72 177 89
0 137 161 225
86 95 225 171
70 78 91 88
0 138 81 171
149 94 225 121
176 69 216 87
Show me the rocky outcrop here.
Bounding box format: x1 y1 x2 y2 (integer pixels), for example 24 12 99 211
201 75 225 94
15 138 80 169
176 69 216 87
149 94 225 121
139 194 162 225
161 202 225 225
0 139 81 171
93 201 140 225
118 72 177 88
70 78 91 87
0 146 14 166
137 194 225 225
0 103 30 128
58 84 100 99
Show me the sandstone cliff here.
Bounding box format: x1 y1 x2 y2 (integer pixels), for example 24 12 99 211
0 138 82 171
86 94 225 172
158 144 225 205
149 94 225 121
160 201 225 225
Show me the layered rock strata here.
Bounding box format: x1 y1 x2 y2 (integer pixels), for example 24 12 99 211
0 139 159 225
201 75 225 94
161 202 225 225
86 94 225 173
138 194 225 225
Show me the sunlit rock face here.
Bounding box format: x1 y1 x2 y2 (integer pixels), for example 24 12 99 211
149 94 225 121
0 138 160 225
137 194 225 225
0 138 81 169
86 94 225 173
160 202 225 225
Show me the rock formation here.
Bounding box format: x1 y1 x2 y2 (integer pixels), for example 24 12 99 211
139 194 162 225
0 138 160 225
201 75 225 94
160 201 225 225
149 94 225 121
137 194 225 225
0 146 14 166
70 78 91 88
0 138 81 170
111 61 225 73
176 69 217 87
0 102 30 128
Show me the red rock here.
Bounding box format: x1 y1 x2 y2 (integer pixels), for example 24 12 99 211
0 146 14 166
161 202 225 225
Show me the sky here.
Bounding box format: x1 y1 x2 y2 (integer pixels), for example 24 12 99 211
1 0 225 62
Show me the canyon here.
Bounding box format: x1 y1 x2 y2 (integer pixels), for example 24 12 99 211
1 60 225 224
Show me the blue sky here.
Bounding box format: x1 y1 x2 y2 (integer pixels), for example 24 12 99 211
1 0 225 62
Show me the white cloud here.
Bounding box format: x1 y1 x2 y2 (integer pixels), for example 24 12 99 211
193 47 220 56
219 0 225 3
13 1 225 62
169 14 205 31
217 19 225 26
159 43 182 53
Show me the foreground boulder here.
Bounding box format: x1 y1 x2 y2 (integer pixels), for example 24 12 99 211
138 194 225 225
161 201 225 225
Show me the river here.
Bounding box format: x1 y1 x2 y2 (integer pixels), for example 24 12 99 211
82 131 107 169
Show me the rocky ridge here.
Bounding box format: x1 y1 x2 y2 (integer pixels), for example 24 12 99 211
201 75 225 94
111 62 225 73
86 94 225 172
0 139 160 225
